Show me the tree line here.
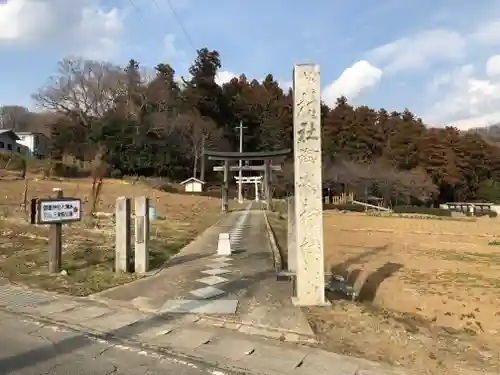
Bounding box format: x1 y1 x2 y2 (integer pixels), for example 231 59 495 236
2 48 500 205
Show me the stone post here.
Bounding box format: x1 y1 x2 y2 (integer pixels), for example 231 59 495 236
292 64 326 306
287 196 297 272
115 197 131 273
222 159 229 212
264 160 272 208
254 180 259 202
134 196 150 273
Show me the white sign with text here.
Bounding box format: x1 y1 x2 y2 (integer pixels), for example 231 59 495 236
38 199 81 224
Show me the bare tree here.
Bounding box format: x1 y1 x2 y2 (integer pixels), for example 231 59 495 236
32 57 127 129
175 110 221 179
0 105 30 130
325 156 437 205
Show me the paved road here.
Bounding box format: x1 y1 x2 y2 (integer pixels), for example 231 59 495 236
0 310 239 375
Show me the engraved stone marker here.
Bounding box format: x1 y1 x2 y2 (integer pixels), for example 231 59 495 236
134 196 150 273
292 64 326 306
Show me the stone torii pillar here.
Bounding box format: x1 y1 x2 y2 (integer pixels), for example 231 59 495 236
222 160 229 212
234 176 262 202
264 160 272 208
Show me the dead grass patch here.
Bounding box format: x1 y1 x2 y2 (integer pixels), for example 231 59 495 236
0 177 226 296
268 210 500 375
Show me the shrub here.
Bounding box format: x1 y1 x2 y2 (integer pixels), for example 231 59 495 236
110 169 123 178
393 205 451 217
473 209 498 218
156 183 180 194
324 203 366 212
0 152 26 170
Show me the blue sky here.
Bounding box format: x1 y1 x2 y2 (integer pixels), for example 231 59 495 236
1 0 500 129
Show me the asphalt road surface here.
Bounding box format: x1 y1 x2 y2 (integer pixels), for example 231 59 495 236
0 310 238 375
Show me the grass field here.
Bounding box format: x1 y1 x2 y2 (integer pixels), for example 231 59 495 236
0 177 226 296
268 210 500 375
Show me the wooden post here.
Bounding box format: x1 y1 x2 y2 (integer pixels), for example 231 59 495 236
48 188 63 273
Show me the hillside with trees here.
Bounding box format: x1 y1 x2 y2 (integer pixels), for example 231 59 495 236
2 48 500 205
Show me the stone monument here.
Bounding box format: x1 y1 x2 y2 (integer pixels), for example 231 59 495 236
292 64 326 306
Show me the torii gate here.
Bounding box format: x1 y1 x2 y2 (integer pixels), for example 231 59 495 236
234 176 263 202
204 150 291 212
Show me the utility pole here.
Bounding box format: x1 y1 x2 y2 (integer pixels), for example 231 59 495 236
236 121 247 204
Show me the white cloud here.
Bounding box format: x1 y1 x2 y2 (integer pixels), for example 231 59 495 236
470 19 500 45
486 55 500 77
0 0 53 41
425 57 500 130
163 33 185 60
215 71 237 85
427 64 474 93
0 0 126 59
321 60 382 106
77 6 124 59
368 29 466 73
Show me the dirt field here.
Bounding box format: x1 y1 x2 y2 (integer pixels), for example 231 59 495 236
0 177 225 295
268 210 500 375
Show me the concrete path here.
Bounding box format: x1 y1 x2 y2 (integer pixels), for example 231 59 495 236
92 205 253 313
90 203 314 342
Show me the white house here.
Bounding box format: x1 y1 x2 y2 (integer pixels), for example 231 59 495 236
180 177 205 193
0 129 22 154
15 131 49 158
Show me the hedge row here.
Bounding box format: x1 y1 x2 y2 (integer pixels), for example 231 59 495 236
393 205 451 217
323 203 498 217
323 203 365 212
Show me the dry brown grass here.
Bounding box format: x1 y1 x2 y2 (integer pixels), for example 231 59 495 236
269 210 500 375
0 177 226 296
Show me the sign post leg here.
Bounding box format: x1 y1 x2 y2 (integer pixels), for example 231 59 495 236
49 188 63 273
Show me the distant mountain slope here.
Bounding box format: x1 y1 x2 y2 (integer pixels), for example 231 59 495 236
467 123 500 146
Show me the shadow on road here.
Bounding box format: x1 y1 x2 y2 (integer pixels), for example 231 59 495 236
0 270 274 373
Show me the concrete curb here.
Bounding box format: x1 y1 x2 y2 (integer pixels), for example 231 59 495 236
194 315 317 344
88 294 316 344
263 210 282 273
0 305 413 375
0 307 260 375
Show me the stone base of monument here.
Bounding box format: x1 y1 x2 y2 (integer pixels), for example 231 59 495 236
277 270 334 281
288 273 332 307
217 233 232 256
291 296 331 307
